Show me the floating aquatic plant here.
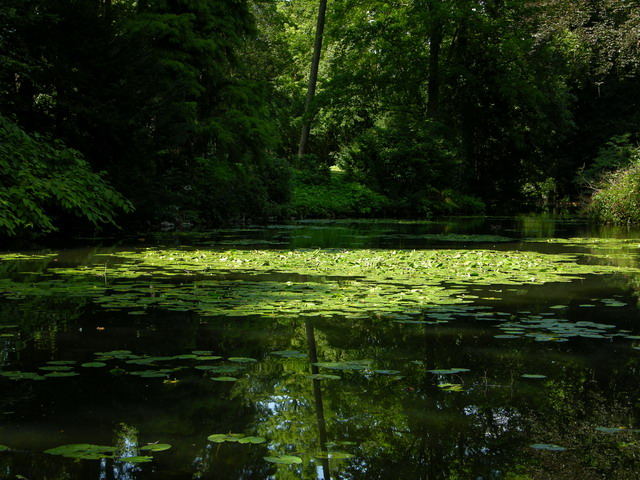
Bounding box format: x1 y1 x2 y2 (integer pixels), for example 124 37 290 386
140 443 172 452
530 443 566 452
264 455 302 465
428 368 470 375
2 247 636 320
45 444 116 460
211 376 238 382
207 433 265 444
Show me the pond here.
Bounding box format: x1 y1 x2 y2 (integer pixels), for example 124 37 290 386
1 216 640 479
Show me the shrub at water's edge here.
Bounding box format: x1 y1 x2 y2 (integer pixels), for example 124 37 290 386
286 168 485 219
0 115 133 237
586 137 640 224
589 163 640 224
287 169 390 218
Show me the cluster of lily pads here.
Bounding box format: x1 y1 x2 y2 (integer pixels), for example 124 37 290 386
8 419 635 469
492 315 627 342
529 425 640 453
0 348 484 387
389 299 640 348
1 247 637 320
44 442 171 463
4 430 352 468
0 350 261 383
206 433 353 465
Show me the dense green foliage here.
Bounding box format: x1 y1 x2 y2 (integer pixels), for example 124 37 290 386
2 0 640 234
0 0 282 233
583 135 640 223
0 114 131 235
288 168 390 217
590 161 640 224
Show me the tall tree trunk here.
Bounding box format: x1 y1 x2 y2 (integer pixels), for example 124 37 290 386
297 0 328 159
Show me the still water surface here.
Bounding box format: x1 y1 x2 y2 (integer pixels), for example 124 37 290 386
1 216 640 479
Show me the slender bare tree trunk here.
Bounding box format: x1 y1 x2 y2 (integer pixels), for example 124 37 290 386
297 0 328 159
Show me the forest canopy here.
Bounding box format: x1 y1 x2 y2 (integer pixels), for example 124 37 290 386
1 0 640 236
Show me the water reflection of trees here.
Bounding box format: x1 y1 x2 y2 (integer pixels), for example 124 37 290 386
232 316 640 479
0 309 639 479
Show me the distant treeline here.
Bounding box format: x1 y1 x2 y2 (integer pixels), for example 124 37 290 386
1 0 640 236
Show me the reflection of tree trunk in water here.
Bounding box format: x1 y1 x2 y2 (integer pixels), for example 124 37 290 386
305 319 331 480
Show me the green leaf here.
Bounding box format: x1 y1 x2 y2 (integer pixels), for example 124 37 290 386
140 443 172 452
264 455 303 465
207 433 245 443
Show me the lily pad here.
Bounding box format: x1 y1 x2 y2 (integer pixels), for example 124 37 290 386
530 443 566 452
140 443 172 452
238 436 266 444
228 357 257 363
264 455 303 465
308 374 341 380
44 371 79 378
45 444 116 459
81 362 107 368
208 433 245 443
428 368 470 375
172 354 198 360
